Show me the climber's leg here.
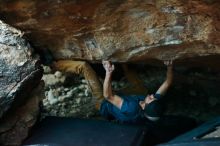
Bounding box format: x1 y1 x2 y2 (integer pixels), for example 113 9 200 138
121 64 147 95
53 60 103 110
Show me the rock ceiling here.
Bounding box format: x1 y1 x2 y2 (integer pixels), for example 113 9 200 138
0 0 219 63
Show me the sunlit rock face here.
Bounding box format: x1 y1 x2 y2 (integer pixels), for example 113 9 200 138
0 0 219 63
0 20 43 118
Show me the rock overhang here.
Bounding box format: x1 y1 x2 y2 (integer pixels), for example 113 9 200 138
0 0 219 64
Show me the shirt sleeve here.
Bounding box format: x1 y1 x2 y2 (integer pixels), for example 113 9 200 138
136 95 146 101
99 100 114 120
120 97 138 115
120 98 129 113
154 93 163 100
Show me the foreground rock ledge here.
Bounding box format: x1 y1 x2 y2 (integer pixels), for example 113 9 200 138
0 20 43 118
0 0 219 62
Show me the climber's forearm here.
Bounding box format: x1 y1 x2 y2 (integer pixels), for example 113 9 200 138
103 72 114 99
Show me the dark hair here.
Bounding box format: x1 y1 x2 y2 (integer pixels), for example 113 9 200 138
144 100 164 118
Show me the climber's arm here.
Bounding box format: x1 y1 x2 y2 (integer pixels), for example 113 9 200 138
156 60 173 96
103 61 123 109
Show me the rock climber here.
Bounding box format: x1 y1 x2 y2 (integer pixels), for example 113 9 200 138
100 60 173 123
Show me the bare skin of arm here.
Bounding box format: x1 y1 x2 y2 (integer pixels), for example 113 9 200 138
156 60 173 96
102 61 123 109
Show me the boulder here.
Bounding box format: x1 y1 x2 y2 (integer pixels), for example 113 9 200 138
0 82 44 146
0 0 219 63
0 20 43 118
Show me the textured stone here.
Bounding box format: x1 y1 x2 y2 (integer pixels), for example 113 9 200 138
0 0 219 63
0 82 44 146
41 69 95 118
0 20 43 118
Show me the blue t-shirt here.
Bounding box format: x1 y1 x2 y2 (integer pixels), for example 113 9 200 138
100 94 162 123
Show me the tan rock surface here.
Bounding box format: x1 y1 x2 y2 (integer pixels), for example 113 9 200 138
0 0 219 62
